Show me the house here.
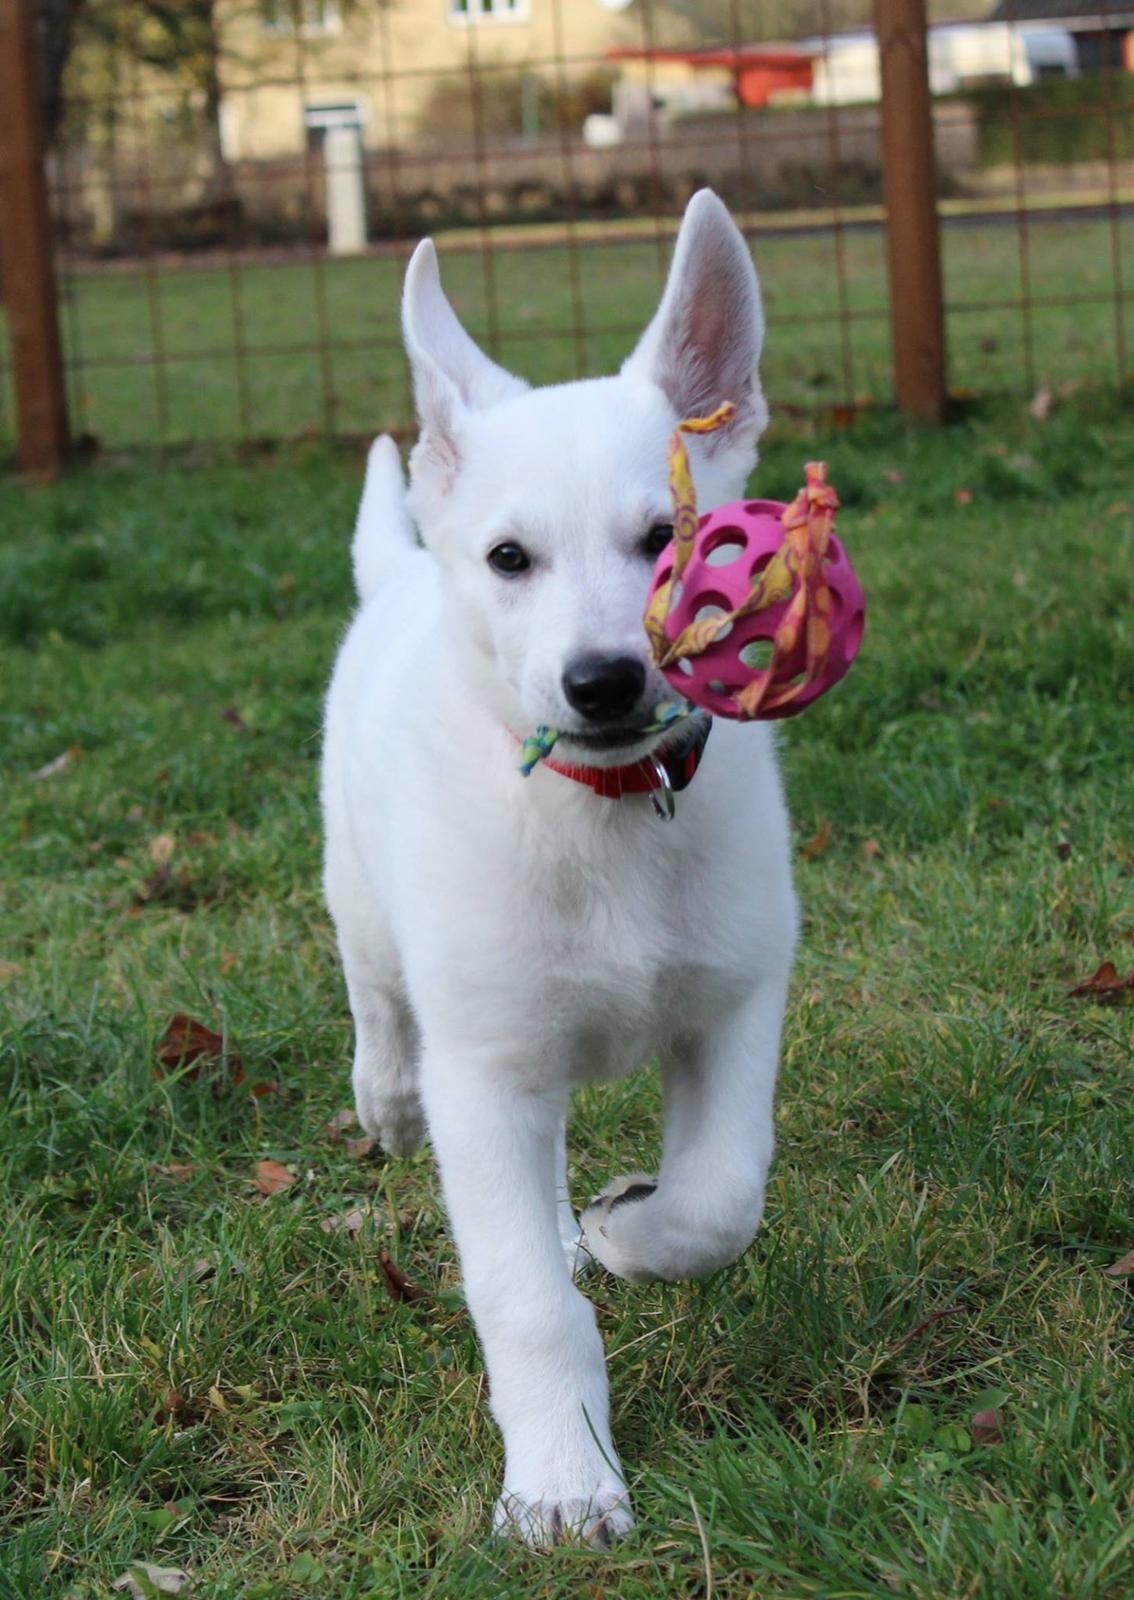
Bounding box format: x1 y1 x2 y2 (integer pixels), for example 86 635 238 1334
986 0 1134 72
216 0 696 161
805 17 1079 104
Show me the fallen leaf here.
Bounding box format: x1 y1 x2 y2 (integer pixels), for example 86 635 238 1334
254 1159 297 1196
219 951 238 976
861 838 883 860
320 1203 375 1235
378 1249 426 1304
1104 1247 1134 1277
1028 385 1053 421
1069 961 1134 1001
800 820 831 860
148 833 176 867
161 1389 184 1415
971 1408 1004 1445
155 1015 243 1086
220 706 248 731
112 1563 191 1597
32 745 81 781
954 487 973 506
344 1135 376 1159
325 1108 355 1137
185 830 216 848
288 1553 324 1586
152 1162 196 1183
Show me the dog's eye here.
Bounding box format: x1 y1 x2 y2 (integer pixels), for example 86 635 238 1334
487 542 531 578
641 524 674 559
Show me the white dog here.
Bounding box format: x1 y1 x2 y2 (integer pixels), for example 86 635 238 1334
321 189 797 1547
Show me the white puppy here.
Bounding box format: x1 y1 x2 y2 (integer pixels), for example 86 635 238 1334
321 189 797 1547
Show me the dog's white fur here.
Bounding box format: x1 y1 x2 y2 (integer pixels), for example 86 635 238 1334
321 190 797 1547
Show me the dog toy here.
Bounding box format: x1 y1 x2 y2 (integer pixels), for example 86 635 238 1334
517 405 865 775
643 404 865 720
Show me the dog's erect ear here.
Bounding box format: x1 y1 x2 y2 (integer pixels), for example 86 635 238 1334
402 240 528 493
621 189 767 451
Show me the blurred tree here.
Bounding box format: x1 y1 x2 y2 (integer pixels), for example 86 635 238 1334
35 0 89 143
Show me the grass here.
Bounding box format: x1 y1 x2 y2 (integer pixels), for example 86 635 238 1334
1 389 1133 1598
2 209 1132 454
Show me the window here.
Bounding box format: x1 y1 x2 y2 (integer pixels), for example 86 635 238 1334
261 1 342 36
448 0 528 25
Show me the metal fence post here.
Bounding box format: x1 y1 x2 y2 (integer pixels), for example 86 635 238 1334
873 0 947 424
0 0 69 476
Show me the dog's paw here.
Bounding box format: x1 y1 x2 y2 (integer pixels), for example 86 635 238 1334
579 1172 663 1284
493 1486 634 1549
352 1080 425 1157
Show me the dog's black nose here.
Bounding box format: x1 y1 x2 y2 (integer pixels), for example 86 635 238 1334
562 655 647 723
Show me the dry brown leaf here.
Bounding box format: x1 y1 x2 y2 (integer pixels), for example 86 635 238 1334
320 1203 374 1235
800 820 831 860
155 1014 243 1086
954 486 973 506
254 1159 296 1196
861 838 883 860
1069 961 1134 1001
971 1408 1004 1445
325 1108 356 1137
1104 1247 1134 1277
152 1162 196 1183
112 1563 191 1597
32 745 81 781
1028 385 1054 421
148 833 177 867
345 1135 377 1159
379 1249 426 1304
219 950 238 976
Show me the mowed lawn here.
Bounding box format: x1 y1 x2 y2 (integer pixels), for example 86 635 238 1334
1 393 1133 1599
1 210 1131 454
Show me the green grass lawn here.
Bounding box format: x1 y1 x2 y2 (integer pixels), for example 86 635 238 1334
1 393 1133 1598
2 210 1131 454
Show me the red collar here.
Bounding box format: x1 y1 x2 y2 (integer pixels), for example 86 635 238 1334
534 718 711 801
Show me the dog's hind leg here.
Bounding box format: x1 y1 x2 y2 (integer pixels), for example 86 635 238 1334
555 1116 590 1280
325 847 423 1156
345 959 423 1156
580 974 789 1283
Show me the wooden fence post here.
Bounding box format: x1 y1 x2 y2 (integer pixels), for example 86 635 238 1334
873 0 947 424
0 0 69 476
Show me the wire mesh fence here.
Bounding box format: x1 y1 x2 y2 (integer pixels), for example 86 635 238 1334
1 0 1132 466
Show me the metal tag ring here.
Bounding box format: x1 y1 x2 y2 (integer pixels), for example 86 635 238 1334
647 758 676 821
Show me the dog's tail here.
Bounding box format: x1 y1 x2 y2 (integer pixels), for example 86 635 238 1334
352 434 417 604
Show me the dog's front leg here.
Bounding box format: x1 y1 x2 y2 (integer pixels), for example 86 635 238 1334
421 1049 631 1546
581 975 789 1283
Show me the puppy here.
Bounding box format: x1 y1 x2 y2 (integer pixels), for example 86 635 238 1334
321 189 797 1547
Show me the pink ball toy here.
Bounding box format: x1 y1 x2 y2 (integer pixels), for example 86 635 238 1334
647 497 866 721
